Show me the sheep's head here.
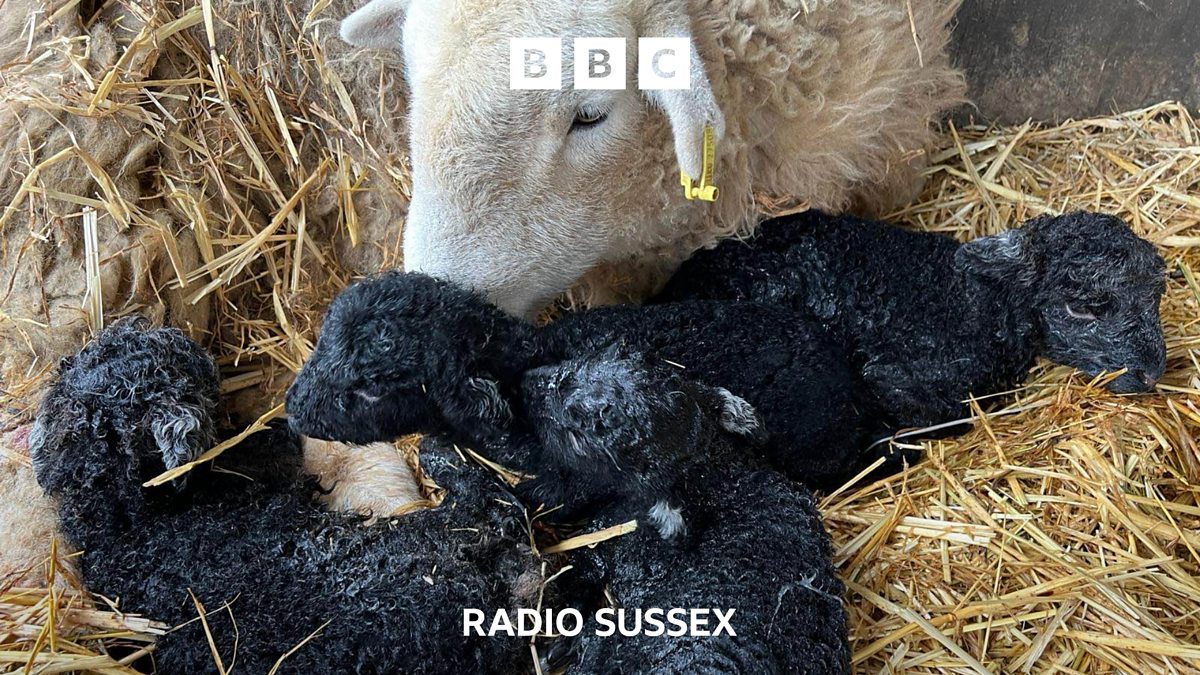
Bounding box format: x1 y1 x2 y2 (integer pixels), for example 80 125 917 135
521 352 761 538
340 0 725 317
30 317 219 494
286 272 532 445
956 212 1167 393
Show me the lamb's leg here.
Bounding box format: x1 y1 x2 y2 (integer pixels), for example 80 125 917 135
29 317 221 553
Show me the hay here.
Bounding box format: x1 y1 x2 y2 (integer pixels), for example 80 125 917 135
0 0 409 424
822 101 1200 674
0 1 1195 669
1 542 163 674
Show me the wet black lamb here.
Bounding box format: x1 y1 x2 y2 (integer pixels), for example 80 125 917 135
605 210 1167 483
289 298 851 674
30 319 539 675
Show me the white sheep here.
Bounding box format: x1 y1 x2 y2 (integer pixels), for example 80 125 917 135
0 429 68 587
341 0 965 315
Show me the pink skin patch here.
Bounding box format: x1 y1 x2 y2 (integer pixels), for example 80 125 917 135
7 424 32 458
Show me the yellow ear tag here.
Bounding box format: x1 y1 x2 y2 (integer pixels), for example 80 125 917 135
680 125 719 202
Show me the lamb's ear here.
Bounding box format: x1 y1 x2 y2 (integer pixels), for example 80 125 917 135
955 229 1036 285
149 403 214 478
463 377 512 426
711 387 767 445
438 374 513 439
341 0 410 49
638 3 725 179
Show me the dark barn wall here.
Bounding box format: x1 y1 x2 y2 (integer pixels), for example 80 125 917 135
951 0 1200 123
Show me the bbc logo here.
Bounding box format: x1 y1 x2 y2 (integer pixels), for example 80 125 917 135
510 38 691 90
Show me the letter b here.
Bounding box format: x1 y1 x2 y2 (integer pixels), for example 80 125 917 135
511 38 563 89
526 50 547 79
590 50 610 78
574 38 626 90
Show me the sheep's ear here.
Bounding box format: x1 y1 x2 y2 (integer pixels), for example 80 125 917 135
638 3 725 180
341 0 410 49
955 229 1036 285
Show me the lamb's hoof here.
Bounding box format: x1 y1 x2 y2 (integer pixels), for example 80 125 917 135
31 317 220 483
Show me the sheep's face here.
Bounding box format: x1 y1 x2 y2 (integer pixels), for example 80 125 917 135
287 272 522 445
521 354 697 503
340 0 725 317
958 213 1167 393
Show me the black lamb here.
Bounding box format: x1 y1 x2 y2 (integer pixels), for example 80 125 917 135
290 312 850 674
287 271 867 487
658 210 1168 416
547 210 1168 484
30 318 540 675
292 209 1167 489
519 354 848 674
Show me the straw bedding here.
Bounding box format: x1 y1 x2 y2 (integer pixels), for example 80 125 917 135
0 0 408 415
0 0 1197 671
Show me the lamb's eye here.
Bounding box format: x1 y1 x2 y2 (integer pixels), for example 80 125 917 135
354 382 388 403
1065 302 1099 321
570 108 608 132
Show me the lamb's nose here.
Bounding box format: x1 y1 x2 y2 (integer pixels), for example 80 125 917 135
1132 368 1159 389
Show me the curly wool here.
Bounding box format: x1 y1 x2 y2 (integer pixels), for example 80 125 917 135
288 271 866 487
516 356 849 674
294 208 1168 491
704 0 966 214
657 210 1168 423
291 333 850 673
31 319 538 674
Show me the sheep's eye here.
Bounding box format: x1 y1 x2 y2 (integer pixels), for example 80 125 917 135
1065 302 1099 321
570 108 608 132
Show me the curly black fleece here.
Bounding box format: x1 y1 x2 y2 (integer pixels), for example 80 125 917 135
31 319 538 675
518 355 849 674
293 209 1166 490
658 210 1167 415
293 341 850 674
649 210 1167 480
289 273 867 488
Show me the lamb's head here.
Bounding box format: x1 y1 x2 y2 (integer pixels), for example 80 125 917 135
30 317 219 493
287 271 532 445
341 0 725 316
521 352 762 538
956 212 1167 394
